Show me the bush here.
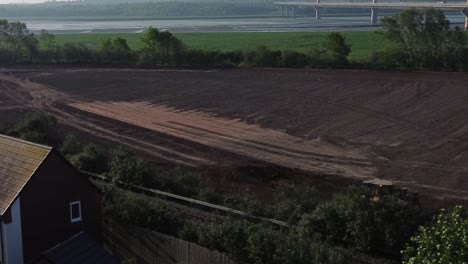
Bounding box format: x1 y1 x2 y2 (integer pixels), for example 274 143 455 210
197 187 224 204
99 37 134 64
152 167 201 197
242 45 282 67
273 184 320 223
60 134 82 156
108 147 151 185
0 122 12 135
104 192 184 236
282 50 310 68
68 144 108 173
197 218 250 262
309 48 326 68
323 32 351 68
60 43 96 63
306 186 421 254
7 113 58 145
402 206 468 264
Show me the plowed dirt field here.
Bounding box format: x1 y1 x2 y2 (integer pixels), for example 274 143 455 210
1 68 467 202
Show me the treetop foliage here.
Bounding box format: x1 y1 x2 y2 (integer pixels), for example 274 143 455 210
402 206 468 264
381 8 466 70
324 32 352 66
6 113 57 145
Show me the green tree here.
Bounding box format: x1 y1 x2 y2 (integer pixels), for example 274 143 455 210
60 43 95 63
103 192 184 236
197 218 250 262
323 32 351 67
246 223 283 264
68 144 108 173
39 29 57 61
381 8 465 69
8 113 57 145
273 184 319 223
141 26 160 57
402 206 468 264
99 36 133 64
40 29 56 51
306 185 421 253
0 20 38 61
60 134 82 156
108 147 150 185
242 45 282 67
141 27 184 65
152 167 200 197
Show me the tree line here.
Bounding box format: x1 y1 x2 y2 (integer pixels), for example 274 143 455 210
0 19 353 69
1 9 467 71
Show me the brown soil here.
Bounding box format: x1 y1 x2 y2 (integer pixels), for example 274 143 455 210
1 67 467 203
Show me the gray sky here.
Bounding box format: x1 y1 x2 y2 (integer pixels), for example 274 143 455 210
0 0 45 3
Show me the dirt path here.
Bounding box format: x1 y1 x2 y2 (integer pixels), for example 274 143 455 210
70 101 376 178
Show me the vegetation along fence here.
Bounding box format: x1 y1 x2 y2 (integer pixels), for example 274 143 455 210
104 220 236 264
83 170 288 227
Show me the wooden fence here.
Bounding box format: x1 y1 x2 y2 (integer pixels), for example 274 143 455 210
103 221 237 264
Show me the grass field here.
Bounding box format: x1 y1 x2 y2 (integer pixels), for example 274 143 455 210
54 31 394 61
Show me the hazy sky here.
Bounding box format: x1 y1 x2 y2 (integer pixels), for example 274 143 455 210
0 0 45 3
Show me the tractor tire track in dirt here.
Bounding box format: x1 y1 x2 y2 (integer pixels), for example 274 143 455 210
1 68 467 201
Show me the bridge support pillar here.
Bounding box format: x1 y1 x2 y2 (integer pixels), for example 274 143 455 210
462 8 468 30
291 6 296 17
314 7 320 19
371 8 377 24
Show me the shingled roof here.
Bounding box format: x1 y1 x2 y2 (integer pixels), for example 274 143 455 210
0 134 52 215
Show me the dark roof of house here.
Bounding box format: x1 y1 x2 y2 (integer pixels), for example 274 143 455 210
0 134 51 215
36 232 120 264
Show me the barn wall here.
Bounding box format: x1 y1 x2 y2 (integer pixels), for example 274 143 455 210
19 151 102 263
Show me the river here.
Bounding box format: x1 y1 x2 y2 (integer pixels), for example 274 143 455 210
22 15 465 34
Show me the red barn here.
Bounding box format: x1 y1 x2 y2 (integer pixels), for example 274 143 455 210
0 134 108 264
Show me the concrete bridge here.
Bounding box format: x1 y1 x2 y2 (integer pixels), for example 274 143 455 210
273 0 468 28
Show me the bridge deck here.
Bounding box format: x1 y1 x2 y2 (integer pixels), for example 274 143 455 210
274 1 468 9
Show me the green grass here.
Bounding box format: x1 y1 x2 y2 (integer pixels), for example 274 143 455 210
54 31 394 61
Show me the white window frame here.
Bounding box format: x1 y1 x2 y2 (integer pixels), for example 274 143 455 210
70 201 82 223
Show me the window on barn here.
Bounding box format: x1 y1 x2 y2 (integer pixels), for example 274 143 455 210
70 201 82 223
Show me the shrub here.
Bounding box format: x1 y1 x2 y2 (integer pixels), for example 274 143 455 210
108 147 151 185
242 45 282 67
7 113 57 145
60 43 96 63
282 50 310 68
68 144 108 173
152 167 201 197
323 32 352 67
306 185 421 254
273 184 320 223
402 206 468 264
60 134 82 156
99 37 134 64
104 192 183 236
